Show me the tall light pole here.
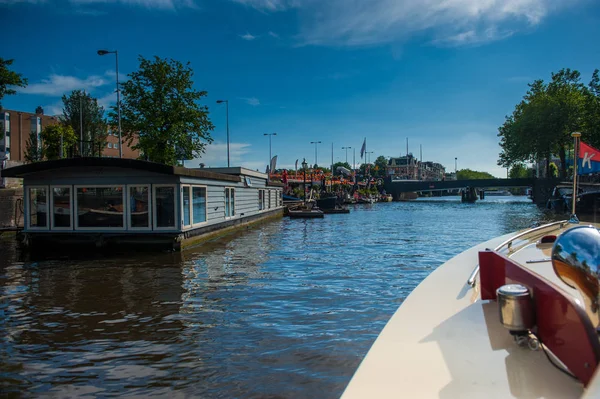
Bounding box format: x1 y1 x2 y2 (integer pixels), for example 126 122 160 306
310 141 321 167
216 100 230 167
302 158 308 203
342 146 351 163
97 49 122 158
455 157 458 175
264 133 276 171
366 151 374 164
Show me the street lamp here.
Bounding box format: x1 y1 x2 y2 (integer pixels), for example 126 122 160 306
310 141 321 167
366 151 374 164
216 100 230 167
302 158 308 203
455 157 458 176
97 49 122 158
342 146 351 163
264 133 277 172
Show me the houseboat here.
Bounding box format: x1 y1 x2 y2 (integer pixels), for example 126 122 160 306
2 158 284 251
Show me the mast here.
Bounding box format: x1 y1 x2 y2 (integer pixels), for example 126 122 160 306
571 132 581 223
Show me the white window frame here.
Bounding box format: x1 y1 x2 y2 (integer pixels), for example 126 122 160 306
186 185 208 227
127 184 152 231
152 184 178 231
181 185 192 229
26 185 49 230
74 185 126 231
225 187 235 218
50 185 73 231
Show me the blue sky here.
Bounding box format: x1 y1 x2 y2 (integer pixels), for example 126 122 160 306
2 0 600 176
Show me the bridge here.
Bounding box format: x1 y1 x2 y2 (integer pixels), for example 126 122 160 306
384 177 562 205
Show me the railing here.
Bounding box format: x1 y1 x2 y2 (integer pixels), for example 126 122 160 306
467 220 569 287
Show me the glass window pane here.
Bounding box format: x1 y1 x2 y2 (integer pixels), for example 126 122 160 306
182 186 191 226
77 187 124 228
192 187 206 223
225 188 230 217
258 190 263 210
129 186 150 228
230 189 235 216
29 187 47 227
155 186 175 228
52 187 71 228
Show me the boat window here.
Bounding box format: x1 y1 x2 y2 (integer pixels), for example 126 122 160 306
262 189 266 210
192 186 207 224
76 186 125 228
52 186 71 229
182 186 191 226
225 187 235 217
279 190 283 207
268 190 271 209
129 186 150 229
259 189 264 210
28 186 48 228
154 186 176 229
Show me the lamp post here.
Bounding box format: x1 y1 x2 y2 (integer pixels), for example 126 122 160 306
342 146 351 163
366 151 374 164
216 100 230 167
264 133 276 172
97 49 122 158
455 157 458 176
302 158 308 203
310 141 321 167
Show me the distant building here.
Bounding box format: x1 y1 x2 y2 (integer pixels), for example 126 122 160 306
386 154 446 181
0 109 139 161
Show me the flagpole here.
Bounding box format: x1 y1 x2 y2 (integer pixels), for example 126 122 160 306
571 132 581 223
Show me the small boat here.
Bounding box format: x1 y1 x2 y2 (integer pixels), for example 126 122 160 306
316 197 350 214
287 208 324 218
547 185 600 217
342 220 600 398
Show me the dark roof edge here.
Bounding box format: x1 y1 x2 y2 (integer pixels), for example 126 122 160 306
1 157 240 182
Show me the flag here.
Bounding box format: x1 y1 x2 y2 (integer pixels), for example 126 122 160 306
360 138 366 159
578 142 600 175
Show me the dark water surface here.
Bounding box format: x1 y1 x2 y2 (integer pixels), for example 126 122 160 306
1 197 547 398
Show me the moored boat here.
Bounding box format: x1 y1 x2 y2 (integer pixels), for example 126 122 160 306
342 220 600 398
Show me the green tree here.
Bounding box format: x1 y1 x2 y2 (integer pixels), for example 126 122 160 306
24 131 42 163
114 55 214 165
374 155 388 178
508 163 533 179
40 124 77 160
332 162 352 176
61 90 107 157
0 58 27 109
498 68 589 178
457 169 495 180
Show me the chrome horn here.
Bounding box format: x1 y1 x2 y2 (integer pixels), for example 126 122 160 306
552 226 600 328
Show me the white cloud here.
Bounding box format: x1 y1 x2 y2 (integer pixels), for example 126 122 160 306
240 97 260 106
268 31 279 38
231 0 577 47
240 32 257 41
42 101 64 117
97 91 117 109
69 0 197 9
186 142 254 168
20 73 109 96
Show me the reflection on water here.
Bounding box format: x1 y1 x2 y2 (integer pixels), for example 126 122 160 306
1 197 545 397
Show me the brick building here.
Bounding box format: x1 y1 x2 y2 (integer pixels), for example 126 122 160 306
0 109 139 161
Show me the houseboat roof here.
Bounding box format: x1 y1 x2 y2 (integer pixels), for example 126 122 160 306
204 167 267 179
1 157 241 182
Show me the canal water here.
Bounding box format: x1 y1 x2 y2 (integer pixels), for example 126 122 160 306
1 197 548 398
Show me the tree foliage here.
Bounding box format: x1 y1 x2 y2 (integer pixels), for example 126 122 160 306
61 90 107 157
40 124 77 160
332 161 352 176
25 131 42 163
114 55 214 165
508 163 533 179
373 155 388 177
457 169 495 180
0 58 27 109
498 68 599 178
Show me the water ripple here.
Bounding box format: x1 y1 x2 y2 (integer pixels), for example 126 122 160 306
0 197 544 397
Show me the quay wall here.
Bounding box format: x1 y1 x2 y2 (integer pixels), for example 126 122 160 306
0 188 23 227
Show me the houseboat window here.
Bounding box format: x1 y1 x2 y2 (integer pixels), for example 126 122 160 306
52 187 71 228
262 189 266 210
268 190 271 209
258 189 263 210
76 187 124 228
155 186 176 228
279 191 283 206
182 186 191 226
225 188 235 217
192 186 207 223
29 187 48 228
129 186 150 228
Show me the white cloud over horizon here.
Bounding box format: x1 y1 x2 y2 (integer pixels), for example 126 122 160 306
240 97 260 106
232 0 577 47
240 32 257 41
20 72 110 96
